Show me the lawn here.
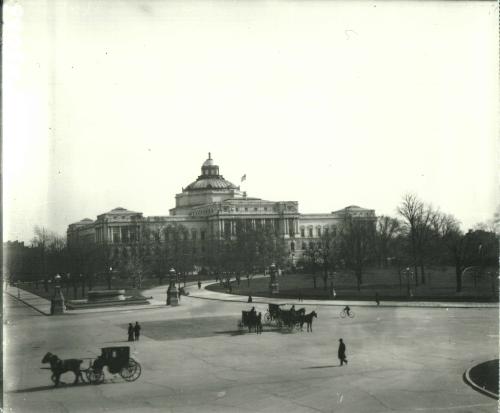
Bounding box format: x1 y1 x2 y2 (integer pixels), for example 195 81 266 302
207 266 499 302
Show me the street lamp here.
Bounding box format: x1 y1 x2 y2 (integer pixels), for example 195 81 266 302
269 263 279 294
52 273 65 314
403 267 413 298
167 268 179 306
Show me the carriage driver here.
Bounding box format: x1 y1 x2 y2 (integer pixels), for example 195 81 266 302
249 306 256 316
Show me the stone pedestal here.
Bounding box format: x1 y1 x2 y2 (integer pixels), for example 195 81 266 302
167 285 179 306
52 286 66 314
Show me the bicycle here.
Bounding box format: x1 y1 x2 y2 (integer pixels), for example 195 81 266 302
340 309 355 318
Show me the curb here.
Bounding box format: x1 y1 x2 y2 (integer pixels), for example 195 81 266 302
463 363 499 400
185 291 499 309
6 291 50 316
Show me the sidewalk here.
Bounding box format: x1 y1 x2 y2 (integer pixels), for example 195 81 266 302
4 286 166 316
180 280 499 309
5 286 52 315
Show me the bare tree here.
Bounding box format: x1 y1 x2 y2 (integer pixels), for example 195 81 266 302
375 216 401 268
397 194 436 285
338 212 376 291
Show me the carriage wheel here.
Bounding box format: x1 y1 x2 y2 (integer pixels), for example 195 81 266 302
120 358 142 382
264 312 271 323
86 368 105 385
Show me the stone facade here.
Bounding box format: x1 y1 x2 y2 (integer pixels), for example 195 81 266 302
67 154 375 266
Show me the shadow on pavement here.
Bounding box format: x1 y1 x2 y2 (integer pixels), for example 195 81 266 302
302 365 339 369
9 380 108 393
214 330 246 336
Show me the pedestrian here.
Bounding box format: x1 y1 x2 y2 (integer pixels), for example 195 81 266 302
338 338 348 366
248 294 252 303
198 280 201 289
134 321 141 341
127 323 134 342
375 292 380 306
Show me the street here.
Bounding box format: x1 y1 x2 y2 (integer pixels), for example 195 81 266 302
4 289 499 413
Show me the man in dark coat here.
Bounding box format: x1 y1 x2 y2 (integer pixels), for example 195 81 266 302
134 322 141 341
128 323 134 341
338 338 348 366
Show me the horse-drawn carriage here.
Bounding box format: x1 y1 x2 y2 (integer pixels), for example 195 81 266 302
239 309 262 333
42 346 142 386
264 304 317 331
264 303 304 330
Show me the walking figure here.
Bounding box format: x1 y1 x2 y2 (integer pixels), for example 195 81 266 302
198 280 201 289
338 338 348 366
134 321 141 341
248 294 253 303
375 292 380 306
344 305 351 317
127 323 134 342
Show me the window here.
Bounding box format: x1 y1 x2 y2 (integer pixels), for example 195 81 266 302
245 208 248 212
290 241 295 252
201 231 206 241
191 229 197 240
264 207 268 211
300 227 305 237
302 242 307 250
309 242 314 250
317 227 322 237
308 227 313 237
236 207 239 212
332 226 337 236
254 207 258 211
112 227 120 243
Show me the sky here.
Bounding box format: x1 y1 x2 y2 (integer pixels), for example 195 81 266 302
4 0 499 243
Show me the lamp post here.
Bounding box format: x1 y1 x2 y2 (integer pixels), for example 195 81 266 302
107 267 112 290
269 263 279 294
167 267 179 306
403 267 413 298
52 273 65 314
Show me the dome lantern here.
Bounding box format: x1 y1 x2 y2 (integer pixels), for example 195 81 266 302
201 152 219 176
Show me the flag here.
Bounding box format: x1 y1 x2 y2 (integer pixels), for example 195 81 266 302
241 174 246 182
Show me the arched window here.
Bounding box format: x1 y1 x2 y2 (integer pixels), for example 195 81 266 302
290 241 295 252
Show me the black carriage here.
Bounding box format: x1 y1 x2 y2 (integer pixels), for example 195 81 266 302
239 310 262 333
264 303 282 325
278 309 303 330
86 346 141 384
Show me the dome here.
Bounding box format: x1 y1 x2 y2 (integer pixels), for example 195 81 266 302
185 177 238 191
184 153 238 191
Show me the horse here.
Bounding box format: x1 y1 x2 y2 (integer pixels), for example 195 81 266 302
41 352 85 386
300 311 318 332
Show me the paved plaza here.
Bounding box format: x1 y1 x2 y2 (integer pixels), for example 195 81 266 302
3 284 499 413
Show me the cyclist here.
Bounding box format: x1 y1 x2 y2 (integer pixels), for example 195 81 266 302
344 305 351 317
